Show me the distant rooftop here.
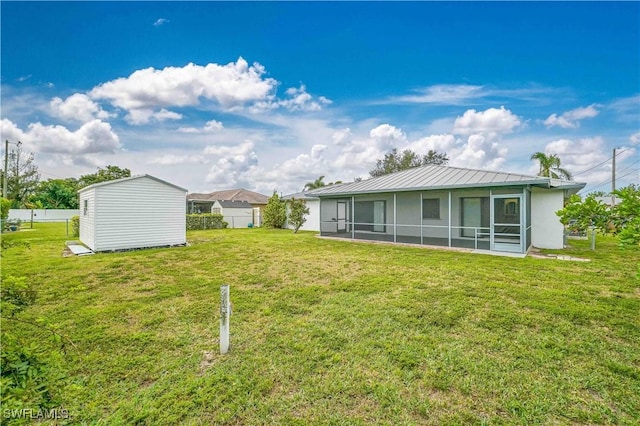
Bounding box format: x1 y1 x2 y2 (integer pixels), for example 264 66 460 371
188 188 269 204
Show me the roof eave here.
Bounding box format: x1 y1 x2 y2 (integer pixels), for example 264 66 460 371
313 179 551 197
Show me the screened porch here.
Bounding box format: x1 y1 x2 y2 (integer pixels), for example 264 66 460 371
319 187 532 254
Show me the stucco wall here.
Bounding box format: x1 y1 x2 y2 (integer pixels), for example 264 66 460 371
531 188 564 249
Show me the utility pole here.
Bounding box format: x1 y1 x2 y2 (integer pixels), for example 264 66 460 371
612 148 616 207
3 140 8 199
3 140 22 200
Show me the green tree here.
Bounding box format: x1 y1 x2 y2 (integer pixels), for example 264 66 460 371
611 184 640 247
370 149 449 177
304 176 326 191
30 178 79 209
262 191 287 228
530 152 573 180
78 165 131 188
2 143 40 208
287 197 310 233
556 194 610 235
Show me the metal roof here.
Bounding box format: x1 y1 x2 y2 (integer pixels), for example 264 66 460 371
308 165 586 197
282 191 320 200
78 174 188 193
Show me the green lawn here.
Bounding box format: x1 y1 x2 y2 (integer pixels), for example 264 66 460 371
2 223 639 425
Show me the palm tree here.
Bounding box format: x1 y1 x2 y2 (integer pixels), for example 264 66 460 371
303 176 326 191
530 152 573 180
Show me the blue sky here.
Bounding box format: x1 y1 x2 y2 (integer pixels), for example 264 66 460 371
2 1 638 195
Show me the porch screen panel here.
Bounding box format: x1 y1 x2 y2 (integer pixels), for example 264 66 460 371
354 201 386 232
461 197 489 238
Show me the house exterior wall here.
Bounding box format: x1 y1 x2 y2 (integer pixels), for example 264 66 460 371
79 188 96 250
83 176 186 251
213 201 253 228
531 188 564 249
285 198 320 231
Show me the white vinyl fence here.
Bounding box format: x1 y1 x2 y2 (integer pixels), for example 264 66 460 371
8 209 80 222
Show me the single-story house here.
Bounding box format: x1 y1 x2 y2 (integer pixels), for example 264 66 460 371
282 191 321 232
212 200 254 228
187 188 268 226
78 175 187 252
308 165 586 255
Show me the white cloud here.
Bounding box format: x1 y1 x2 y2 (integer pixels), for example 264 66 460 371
153 18 169 27
453 134 507 170
0 118 121 155
541 137 614 182
383 84 560 105
543 104 599 128
249 84 331 113
369 123 407 146
311 144 327 159
90 58 277 115
204 141 258 187
406 134 457 156
50 93 114 122
177 119 224 134
453 106 522 136
332 128 352 145
147 154 207 165
388 84 485 105
125 108 183 125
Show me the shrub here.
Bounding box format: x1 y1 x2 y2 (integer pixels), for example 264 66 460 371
186 213 228 230
287 197 310 233
263 192 286 228
1 276 66 413
1 197 10 222
70 215 80 237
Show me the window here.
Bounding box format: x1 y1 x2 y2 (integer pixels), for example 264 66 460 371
83 199 88 216
212 207 221 214
354 200 386 232
422 198 440 219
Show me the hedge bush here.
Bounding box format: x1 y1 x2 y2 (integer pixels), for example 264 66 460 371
70 215 80 237
186 213 228 230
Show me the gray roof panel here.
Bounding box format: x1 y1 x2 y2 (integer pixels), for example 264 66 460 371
310 165 586 196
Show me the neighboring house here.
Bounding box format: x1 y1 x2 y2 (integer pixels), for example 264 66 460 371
212 200 254 228
282 191 321 232
78 175 187 252
187 188 268 226
308 165 586 254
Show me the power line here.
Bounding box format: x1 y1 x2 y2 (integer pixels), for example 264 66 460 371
572 156 615 177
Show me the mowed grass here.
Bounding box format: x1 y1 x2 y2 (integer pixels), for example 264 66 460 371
2 223 639 425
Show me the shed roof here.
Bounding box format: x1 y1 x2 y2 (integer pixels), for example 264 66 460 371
308 165 586 196
78 174 188 193
216 200 253 208
188 188 269 204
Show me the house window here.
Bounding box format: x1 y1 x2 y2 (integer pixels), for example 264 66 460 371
83 199 88 216
354 200 386 232
212 207 221 214
422 198 440 219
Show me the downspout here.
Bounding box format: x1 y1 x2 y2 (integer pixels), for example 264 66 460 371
448 191 452 247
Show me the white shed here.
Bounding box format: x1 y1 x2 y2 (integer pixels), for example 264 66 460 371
78 175 187 252
212 200 253 228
